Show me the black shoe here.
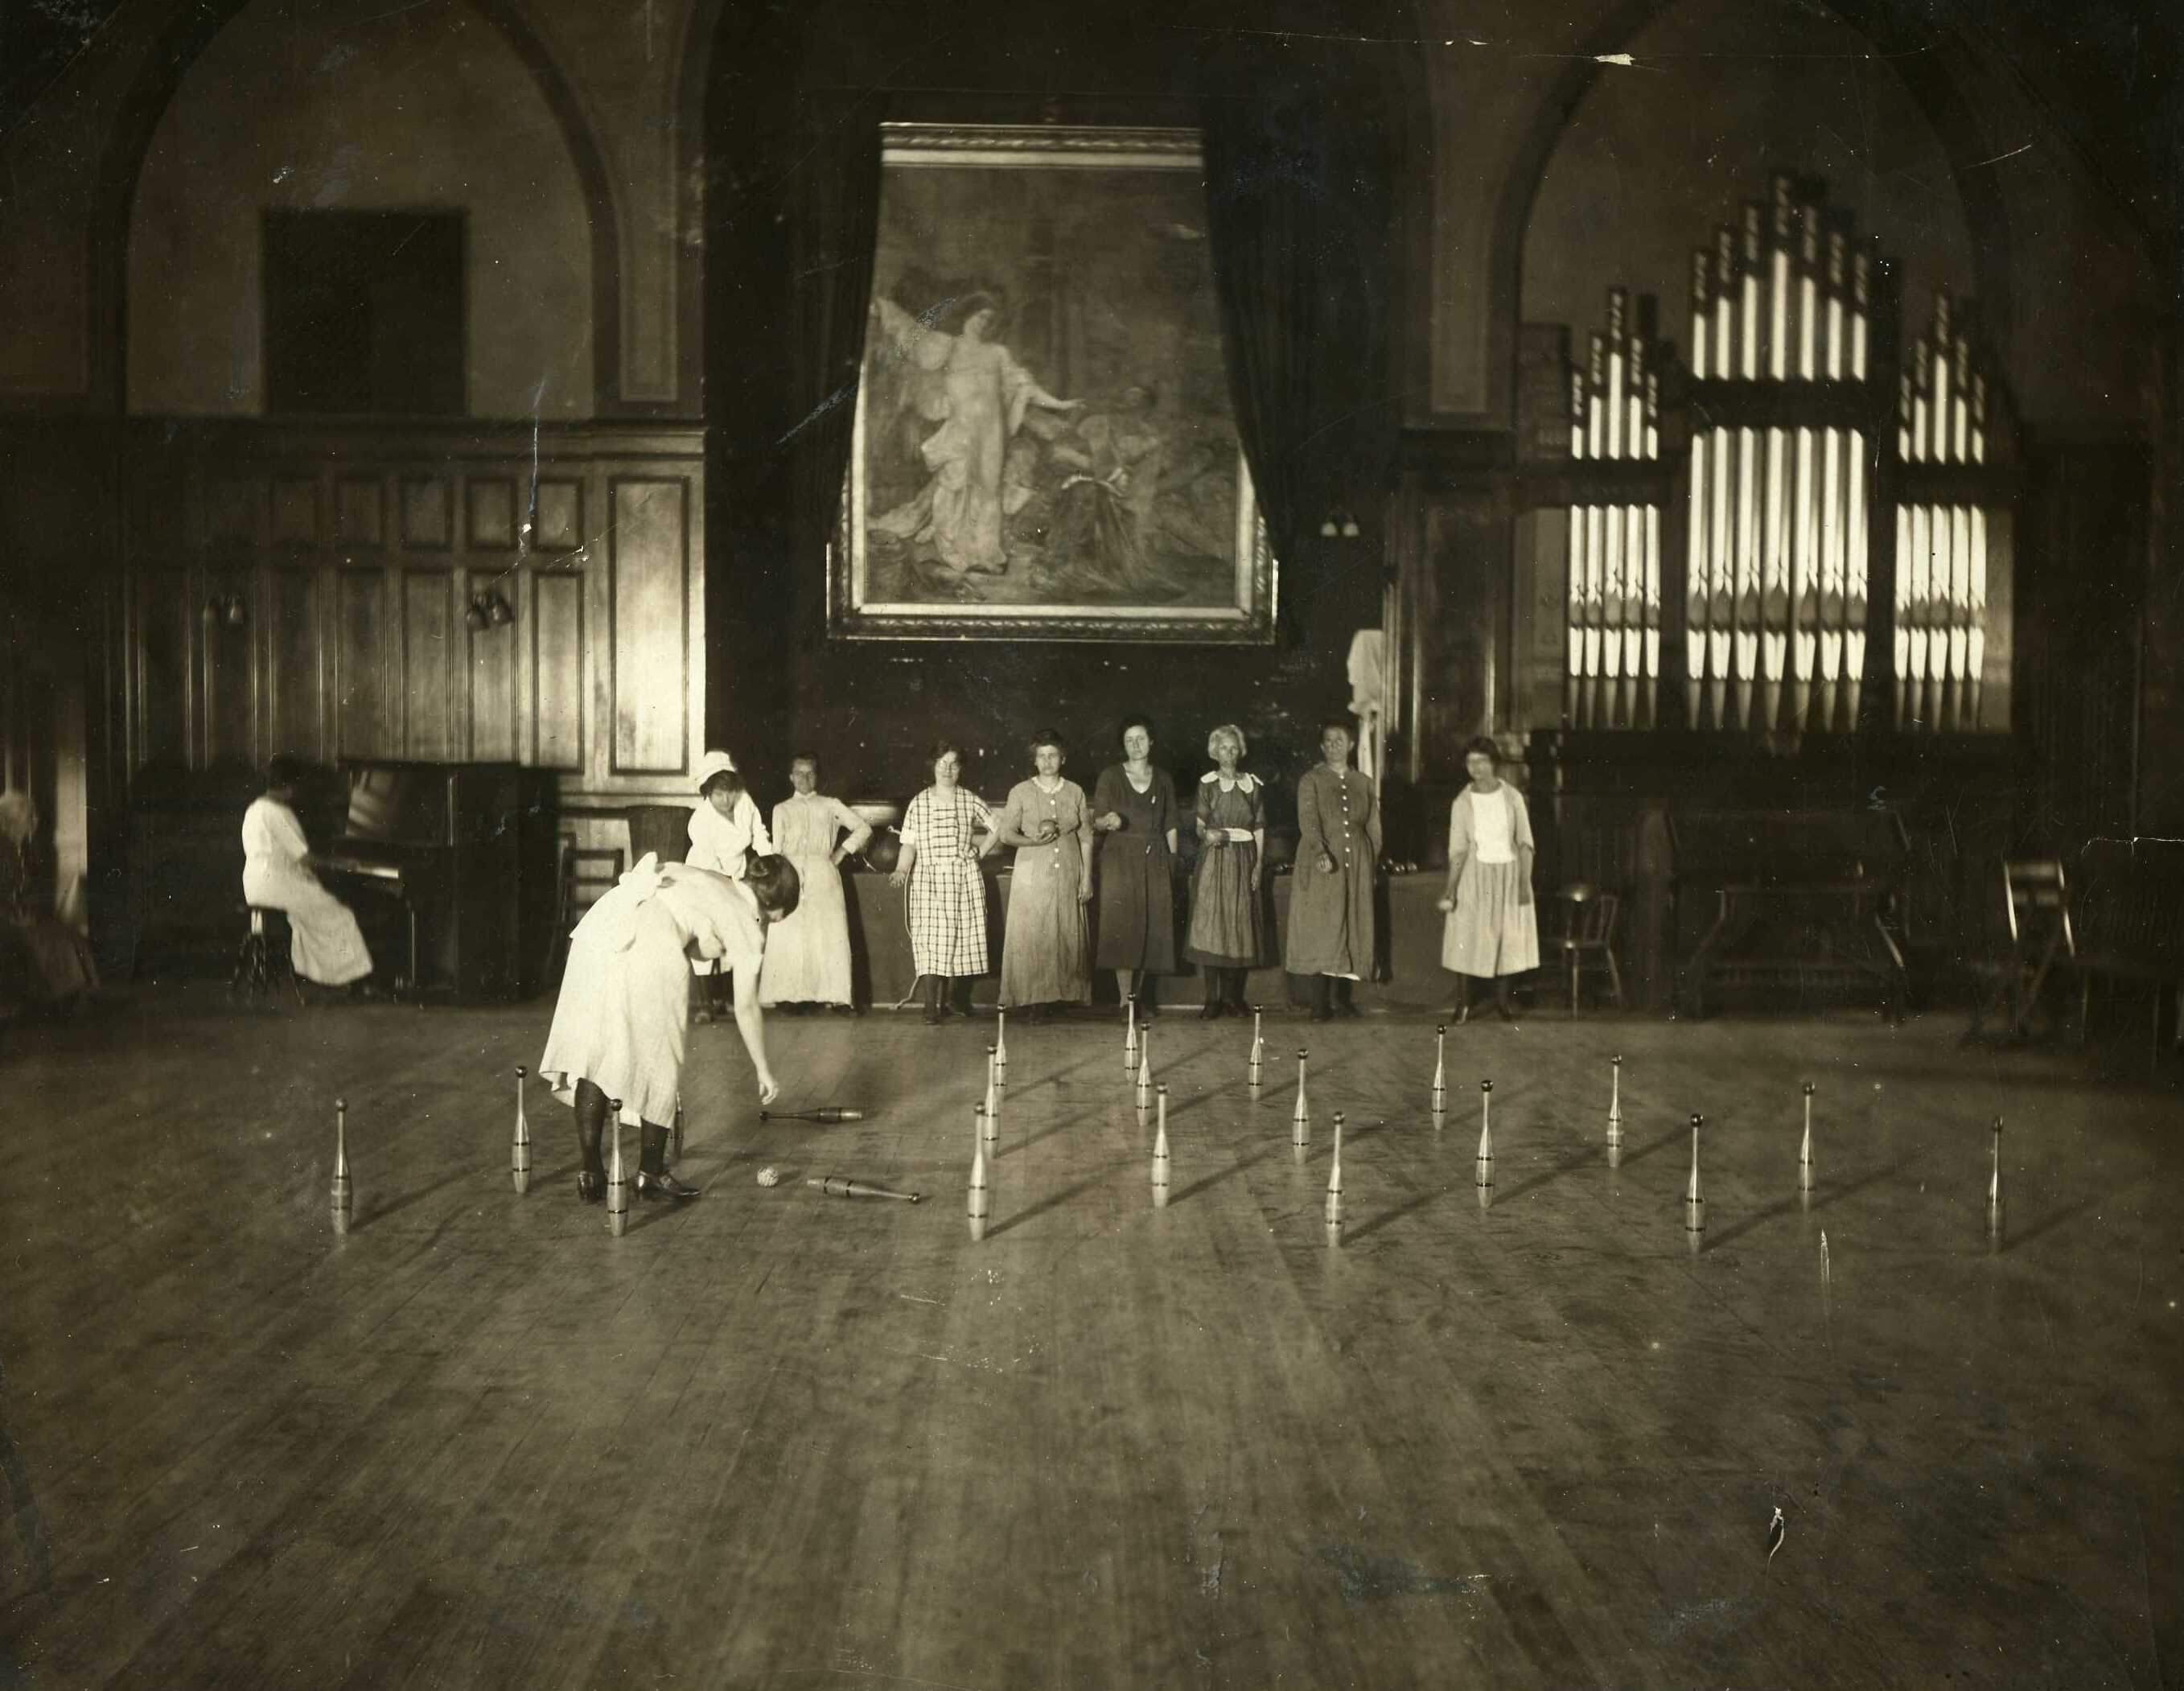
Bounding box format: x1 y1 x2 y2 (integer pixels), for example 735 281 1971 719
577 1171 605 1204
637 1170 701 1201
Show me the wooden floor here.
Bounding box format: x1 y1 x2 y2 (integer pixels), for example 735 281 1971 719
2 988 2180 1688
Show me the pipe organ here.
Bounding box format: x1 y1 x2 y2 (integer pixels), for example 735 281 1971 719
1561 171 2012 738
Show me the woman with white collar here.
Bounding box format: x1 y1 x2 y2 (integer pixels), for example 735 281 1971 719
1186 723 1265 1018
685 749 773 1019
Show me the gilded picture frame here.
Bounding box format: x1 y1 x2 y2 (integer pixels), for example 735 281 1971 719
832 122 1276 644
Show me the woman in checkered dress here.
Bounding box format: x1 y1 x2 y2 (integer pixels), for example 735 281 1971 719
889 741 997 1023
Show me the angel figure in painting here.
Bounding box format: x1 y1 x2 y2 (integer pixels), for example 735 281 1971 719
868 290 1082 578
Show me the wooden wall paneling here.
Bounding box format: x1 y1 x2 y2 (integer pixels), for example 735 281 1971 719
466 565 519 761
531 567 585 772
401 477 452 550
467 479 518 550
335 477 386 550
335 566 392 759
133 564 193 775
608 477 688 776
1405 492 1508 779
271 477 322 550
265 564 325 763
199 560 257 767
533 479 582 553
401 568 457 759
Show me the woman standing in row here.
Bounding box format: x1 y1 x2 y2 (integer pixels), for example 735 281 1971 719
994 730 1095 1020
890 740 997 1024
1186 723 1264 1018
760 753 870 1014
1437 736 1538 1019
1090 715 1178 1019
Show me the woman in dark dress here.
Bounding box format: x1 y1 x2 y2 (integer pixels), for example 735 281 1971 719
1090 714 1178 1018
1186 722 1265 1018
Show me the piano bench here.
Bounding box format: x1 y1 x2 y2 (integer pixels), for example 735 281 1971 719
232 906 306 1009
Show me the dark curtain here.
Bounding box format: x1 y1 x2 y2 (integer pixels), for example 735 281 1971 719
785 98 886 603
1202 84 1399 630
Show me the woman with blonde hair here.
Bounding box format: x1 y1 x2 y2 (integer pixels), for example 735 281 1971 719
1185 722 1265 1018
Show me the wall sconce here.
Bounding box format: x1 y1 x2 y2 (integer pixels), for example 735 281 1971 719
205 592 249 628
465 589 515 632
1318 512 1362 540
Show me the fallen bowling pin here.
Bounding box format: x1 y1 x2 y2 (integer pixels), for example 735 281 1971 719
1799 1081 1816 1194
807 1176 920 1202
759 1105 870 1125
607 1103 629 1236
512 1068 531 1195
1606 1055 1624 1149
331 1097 352 1234
1324 1113 1345 1246
1475 1080 1495 1191
1151 1087 1171 1208
1684 1113 1705 1244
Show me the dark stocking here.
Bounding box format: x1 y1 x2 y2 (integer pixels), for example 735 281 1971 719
574 1079 609 1177
950 977 974 1015
640 1121 669 1177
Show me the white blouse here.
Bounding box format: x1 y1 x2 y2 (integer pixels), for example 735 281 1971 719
1466 788 1518 865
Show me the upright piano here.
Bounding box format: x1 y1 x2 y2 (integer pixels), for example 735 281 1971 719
316 760 557 1001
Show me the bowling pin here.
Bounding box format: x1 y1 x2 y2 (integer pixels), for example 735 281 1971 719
1985 1117 2004 1240
1124 995 1140 1074
984 1046 1000 1133
331 1097 352 1234
1475 1080 1495 1190
1684 1113 1705 1242
1799 1081 1816 1194
1151 1087 1171 1208
1430 1025 1447 1116
607 1102 628 1236
995 1008 1009 1080
1291 1049 1310 1147
1136 1027 1154 1114
969 1107 991 1242
1606 1055 1624 1149
1248 1006 1265 1088
1325 1113 1345 1246
512 1067 532 1195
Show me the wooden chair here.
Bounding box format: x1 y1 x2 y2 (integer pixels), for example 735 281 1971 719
1556 883 1624 1014
1967 859 2074 1043
545 838 625 985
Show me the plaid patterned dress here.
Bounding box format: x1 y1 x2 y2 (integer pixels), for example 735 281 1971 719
902 785 994 977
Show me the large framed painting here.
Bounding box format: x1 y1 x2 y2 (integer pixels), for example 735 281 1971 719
833 123 1275 644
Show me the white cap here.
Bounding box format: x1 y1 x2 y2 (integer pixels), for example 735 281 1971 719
694 749 738 791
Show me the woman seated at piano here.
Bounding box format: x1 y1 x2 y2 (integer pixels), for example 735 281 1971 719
241 755 376 993
540 850 800 1204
